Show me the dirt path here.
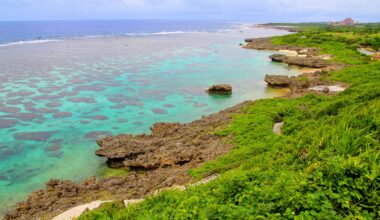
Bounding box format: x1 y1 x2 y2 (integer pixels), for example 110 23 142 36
52 175 218 220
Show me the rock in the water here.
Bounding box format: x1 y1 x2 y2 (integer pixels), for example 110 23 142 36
265 75 291 87
207 84 232 95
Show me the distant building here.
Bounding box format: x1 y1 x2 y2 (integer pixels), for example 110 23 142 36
329 18 355 26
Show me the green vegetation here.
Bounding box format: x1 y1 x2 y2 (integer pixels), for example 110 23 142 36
271 32 375 65
79 25 380 219
270 22 380 56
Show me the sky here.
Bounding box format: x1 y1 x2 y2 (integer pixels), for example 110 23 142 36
0 0 379 22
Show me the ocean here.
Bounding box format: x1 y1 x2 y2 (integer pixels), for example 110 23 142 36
0 20 231 45
0 20 298 215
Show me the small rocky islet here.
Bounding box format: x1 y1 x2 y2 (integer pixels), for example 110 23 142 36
3 33 350 220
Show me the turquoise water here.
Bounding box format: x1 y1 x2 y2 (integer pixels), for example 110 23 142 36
0 28 299 215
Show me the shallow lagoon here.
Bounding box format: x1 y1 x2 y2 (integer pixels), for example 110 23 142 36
0 28 300 214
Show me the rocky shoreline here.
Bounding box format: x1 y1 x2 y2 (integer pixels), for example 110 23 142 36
4 102 250 220
4 34 347 220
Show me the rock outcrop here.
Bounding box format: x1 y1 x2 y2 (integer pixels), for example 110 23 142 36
96 101 248 170
269 54 329 68
4 102 252 220
265 74 311 91
244 37 319 56
207 84 232 95
265 75 291 87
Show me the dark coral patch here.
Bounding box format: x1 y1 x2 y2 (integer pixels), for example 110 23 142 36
151 108 168 115
30 108 57 114
44 144 64 158
0 145 24 160
44 144 61 152
0 106 21 113
46 102 62 108
68 97 97 104
107 95 144 107
50 139 63 145
24 102 57 113
13 131 56 141
53 112 72 118
32 95 61 101
57 91 79 97
6 91 35 98
74 85 105 92
90 115 108 120
1 113 44 121
23 102 35 112
84 131 112 140
68 78 88 83
6 99 24 105
133 121 143 125
0 119 18 128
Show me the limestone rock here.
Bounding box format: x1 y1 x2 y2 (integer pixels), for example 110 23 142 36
207 84 232 95
265 75 291 87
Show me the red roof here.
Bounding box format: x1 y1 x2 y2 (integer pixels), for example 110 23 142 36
341 18 354 25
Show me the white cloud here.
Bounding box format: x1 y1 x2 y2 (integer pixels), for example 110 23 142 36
0 0 379 21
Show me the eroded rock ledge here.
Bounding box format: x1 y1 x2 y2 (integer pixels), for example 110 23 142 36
4 102 251 220
244 37 319 56
269 54 328 68
96 101 245 170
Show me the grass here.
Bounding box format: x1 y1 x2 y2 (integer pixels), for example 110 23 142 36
78 26 380 220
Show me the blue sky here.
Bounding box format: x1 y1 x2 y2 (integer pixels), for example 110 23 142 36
1 0 379 22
